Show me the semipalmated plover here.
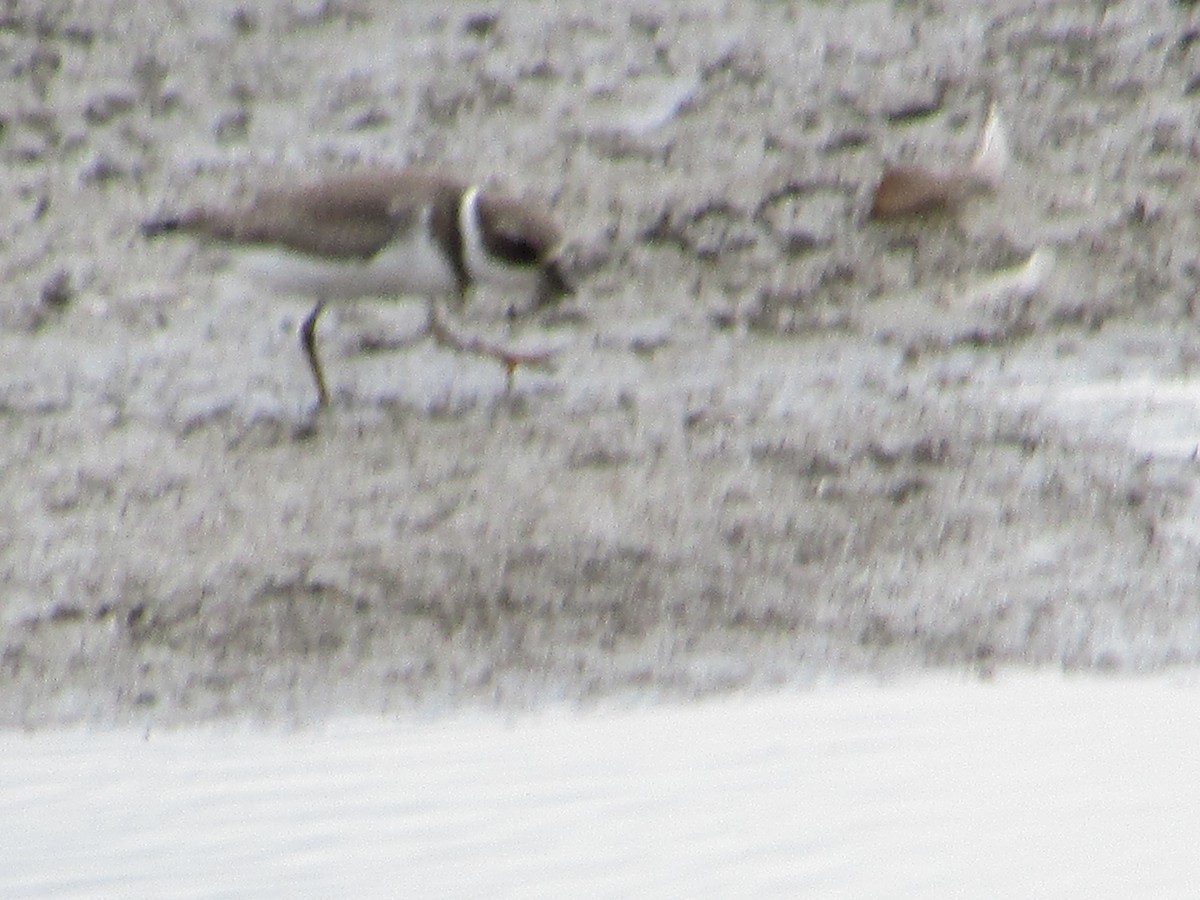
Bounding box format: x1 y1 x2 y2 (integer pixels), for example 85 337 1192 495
143 167 573 406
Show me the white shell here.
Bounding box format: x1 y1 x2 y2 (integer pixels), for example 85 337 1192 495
968 104 1011 190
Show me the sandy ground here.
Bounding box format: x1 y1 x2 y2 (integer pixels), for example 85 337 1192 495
4 0 1200 726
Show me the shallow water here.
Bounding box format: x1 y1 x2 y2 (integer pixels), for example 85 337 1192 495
5 675 1198 899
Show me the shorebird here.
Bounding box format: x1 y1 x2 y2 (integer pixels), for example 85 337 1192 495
143 167 573 406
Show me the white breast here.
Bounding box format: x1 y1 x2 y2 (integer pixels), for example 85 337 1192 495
232 208 459 302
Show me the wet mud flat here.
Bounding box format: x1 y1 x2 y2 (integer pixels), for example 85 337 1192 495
3 0 1200 725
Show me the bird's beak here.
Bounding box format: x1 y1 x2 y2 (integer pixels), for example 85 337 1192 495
536 256 574 306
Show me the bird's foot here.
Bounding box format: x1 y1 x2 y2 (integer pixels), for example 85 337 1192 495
428 304 558 392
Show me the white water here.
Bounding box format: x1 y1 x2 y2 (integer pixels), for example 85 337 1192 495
5 674 1199 899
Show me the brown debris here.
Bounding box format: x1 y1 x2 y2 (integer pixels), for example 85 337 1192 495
869 167 967 219
870 105 1010 220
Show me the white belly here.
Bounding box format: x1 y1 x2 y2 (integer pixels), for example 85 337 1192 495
231 228 459 301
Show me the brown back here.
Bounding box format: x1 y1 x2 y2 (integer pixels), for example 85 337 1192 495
176 168 465 260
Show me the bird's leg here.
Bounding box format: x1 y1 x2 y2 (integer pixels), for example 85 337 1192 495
426 299 555 392
300 299 329 407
